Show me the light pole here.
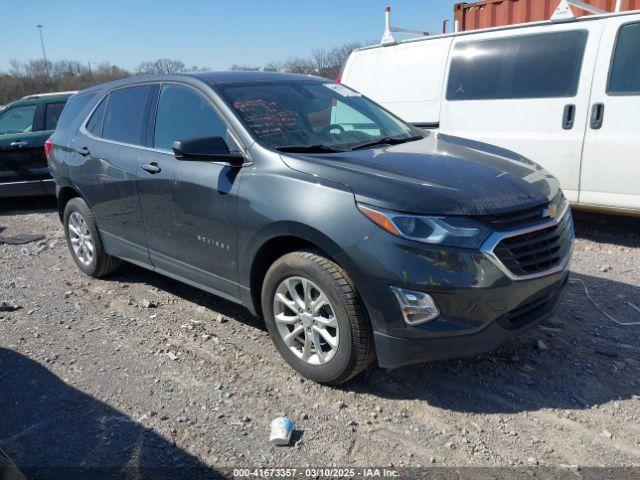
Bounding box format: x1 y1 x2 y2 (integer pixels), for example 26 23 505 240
36 24 49 79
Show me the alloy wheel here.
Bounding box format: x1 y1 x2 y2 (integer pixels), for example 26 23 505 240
68 211 94 266
273 276 339 365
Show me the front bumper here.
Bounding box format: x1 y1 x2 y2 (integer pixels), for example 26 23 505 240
374 271 568 369
343 207 573 370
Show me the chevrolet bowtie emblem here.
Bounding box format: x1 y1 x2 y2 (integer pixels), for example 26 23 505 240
542 205 557 219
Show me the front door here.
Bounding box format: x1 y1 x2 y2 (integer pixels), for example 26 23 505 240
138 83 242 300
440 22 603 203
0 103 47 185
579 16 640 211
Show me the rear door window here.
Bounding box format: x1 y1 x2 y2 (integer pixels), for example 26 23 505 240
608 22 640 95
446 30 588 101
103 85 153 145
153 84 227 151
0 104 37 135
44 102 66 130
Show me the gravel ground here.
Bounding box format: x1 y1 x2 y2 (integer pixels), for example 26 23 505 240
0 197 639 478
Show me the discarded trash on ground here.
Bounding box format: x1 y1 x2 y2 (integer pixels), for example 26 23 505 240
570 277 640 327
0 233 45 245
0 300 22 312
140 299 158 309
270 417 294 446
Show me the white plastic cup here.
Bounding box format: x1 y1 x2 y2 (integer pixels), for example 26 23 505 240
269 417 294 446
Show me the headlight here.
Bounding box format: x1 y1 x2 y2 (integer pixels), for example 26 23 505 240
357 203 491 248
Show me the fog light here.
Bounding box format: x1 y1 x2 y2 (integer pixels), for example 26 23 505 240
390 287 440 325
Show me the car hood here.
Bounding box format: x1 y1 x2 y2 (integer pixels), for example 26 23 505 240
279 133 560 216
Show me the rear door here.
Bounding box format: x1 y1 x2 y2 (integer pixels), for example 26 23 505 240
579 15 640 211
72 85 153 266
440 22 603 203
342 37 452 126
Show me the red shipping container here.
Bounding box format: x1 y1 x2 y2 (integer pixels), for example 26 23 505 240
454 0 640 31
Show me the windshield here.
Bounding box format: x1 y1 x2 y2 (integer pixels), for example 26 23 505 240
216 81 422 151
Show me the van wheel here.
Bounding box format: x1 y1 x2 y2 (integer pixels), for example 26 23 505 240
261 250 374 385
63 197 120 277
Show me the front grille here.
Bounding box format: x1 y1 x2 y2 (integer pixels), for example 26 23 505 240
492 207 572 276
480 193 565 231
501 293 554 328
480 203 547 230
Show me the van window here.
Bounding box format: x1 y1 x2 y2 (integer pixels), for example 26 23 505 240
608 22 640 95
56 92 96 132
44 102 66 131
154 84 227 151
86 97 107 137
103 85 152 145
446 31 587 101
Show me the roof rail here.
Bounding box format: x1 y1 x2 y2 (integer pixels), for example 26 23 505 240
381 7 431 45
20 91 78 100
551 0 607 21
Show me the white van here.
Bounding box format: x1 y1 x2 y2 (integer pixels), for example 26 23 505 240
341 10 640 215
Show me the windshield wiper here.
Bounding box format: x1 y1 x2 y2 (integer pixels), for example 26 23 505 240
275 145 346 154
349 135 423 151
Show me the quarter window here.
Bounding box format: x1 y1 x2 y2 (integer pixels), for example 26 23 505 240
608 22 640 95
56 92 96 132
154 84 228 151
86 97 107 137
0 104 36 135
102 85 153 145
446 31 588 101
44 102 66 131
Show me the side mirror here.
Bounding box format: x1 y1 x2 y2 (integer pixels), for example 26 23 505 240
172 136 245 166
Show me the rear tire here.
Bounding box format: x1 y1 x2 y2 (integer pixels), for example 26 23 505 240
261 250 374 385
63 197 120 277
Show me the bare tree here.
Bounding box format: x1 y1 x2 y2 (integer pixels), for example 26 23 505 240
230 64 261 71
0 59 130 105
136 58 186 75
264 42 363 79
0 41 364 105
313 42 363 79
262 61 284 72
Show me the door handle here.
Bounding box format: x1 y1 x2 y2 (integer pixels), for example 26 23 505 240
10 140 28 148
141 162 161 174
562 104 575 130
590 103 605 130
74 146 90 156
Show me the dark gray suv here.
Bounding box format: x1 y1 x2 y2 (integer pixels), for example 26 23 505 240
48 72 573 384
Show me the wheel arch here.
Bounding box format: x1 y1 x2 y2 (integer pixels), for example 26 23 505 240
56 185 84 220
242 222 362 318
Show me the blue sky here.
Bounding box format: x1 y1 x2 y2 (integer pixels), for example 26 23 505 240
0 0 458 72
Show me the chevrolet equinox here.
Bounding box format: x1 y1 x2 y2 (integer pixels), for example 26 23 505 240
48 72 573 385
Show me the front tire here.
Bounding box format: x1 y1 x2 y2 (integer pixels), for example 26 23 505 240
261 250 374 385
63 197 120 277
